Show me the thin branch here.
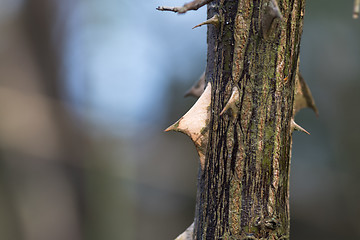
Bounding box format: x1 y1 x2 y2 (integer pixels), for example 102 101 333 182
156 0 214 14
354 0 360 19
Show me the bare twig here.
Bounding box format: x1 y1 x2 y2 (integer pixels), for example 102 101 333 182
157 0 214 14
354 0 360 19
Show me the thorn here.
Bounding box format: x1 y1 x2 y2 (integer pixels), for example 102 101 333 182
165 83 212 169
184 72 206 98
269 0 283 20
165 122 178 132
192 14 219 29
262 0 283 38
293 71 319 116
354 0 360 19
264 218 279 230
156 0 214 14
291 119 310 135
175 222 194 240
220 86 240 120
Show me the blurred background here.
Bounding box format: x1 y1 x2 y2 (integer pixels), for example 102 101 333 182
0 0 359 239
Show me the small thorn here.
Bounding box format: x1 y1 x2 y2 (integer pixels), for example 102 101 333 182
264 218 279 230
220 86 240 120
293 71 319 116
184 72 206 98
262 0 283 38
192 14 219 29
269 0 283 20
291 119 310 135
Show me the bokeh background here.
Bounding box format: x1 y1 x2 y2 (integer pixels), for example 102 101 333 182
0 0 359 239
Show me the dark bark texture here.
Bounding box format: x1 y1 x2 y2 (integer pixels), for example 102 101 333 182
195 0 305 239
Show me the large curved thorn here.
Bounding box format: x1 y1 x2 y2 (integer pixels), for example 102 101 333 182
165 83 212 169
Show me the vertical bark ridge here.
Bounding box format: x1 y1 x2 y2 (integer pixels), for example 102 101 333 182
196 0 240 238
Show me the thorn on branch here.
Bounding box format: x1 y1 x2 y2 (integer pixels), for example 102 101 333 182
193 14 219 29
269 0 283 20
165 83 212 170
293 71 318 116
291 119 310 135
262 0 283 38
184 72 206 98
220 86 240 120
156 0 214 14
264 218 280 230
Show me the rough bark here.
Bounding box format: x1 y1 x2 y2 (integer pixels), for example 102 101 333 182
195 1 305 239
161 0 308 239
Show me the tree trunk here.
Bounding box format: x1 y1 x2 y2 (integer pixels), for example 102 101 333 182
160 0 307 239
195 1 305 239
